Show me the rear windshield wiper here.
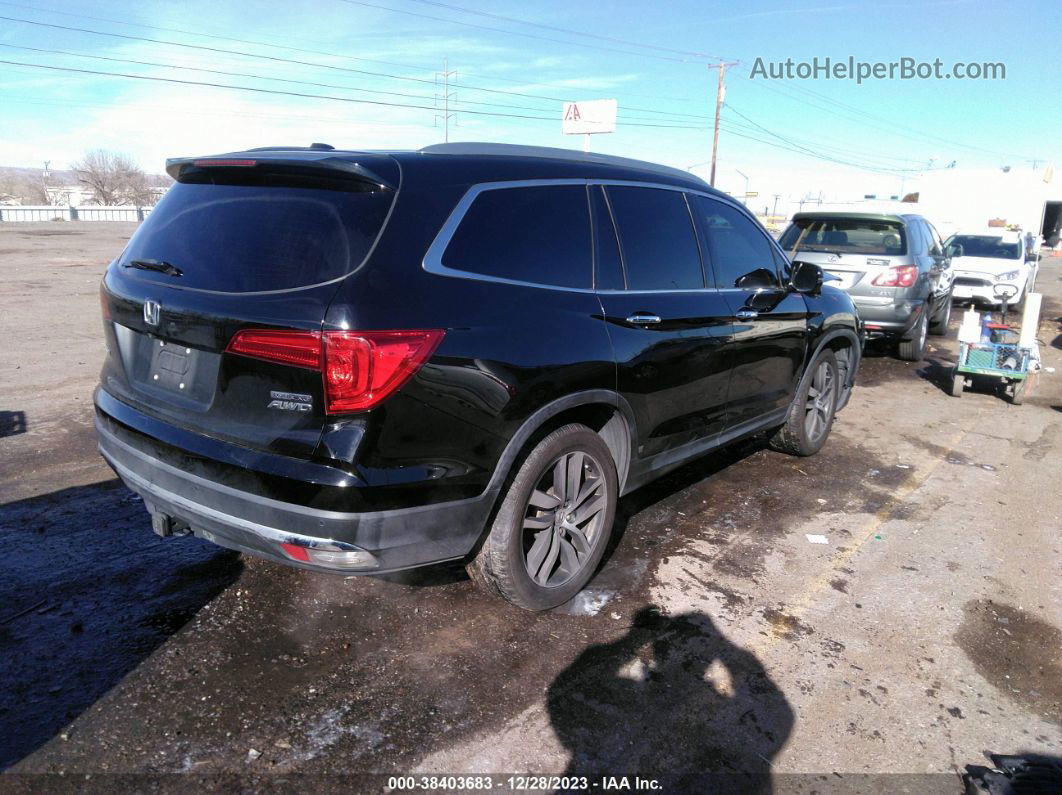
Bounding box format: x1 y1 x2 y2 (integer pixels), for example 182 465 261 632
123 258 183 277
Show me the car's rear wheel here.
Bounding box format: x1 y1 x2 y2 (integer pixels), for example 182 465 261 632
897 311 928 361
769 349 839 457
929 291 953 336
468 423 617 610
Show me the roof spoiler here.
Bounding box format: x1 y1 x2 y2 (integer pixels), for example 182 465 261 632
165 155 395 190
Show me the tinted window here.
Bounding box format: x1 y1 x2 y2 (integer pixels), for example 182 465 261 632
946 234 1022 260
606 186 703 290
591 186 625 290
442 185 591 288
120 182 393 293
926 222 945 256
693 197 780 289
779 216 907 256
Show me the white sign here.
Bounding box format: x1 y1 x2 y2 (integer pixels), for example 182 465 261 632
562 99 617 135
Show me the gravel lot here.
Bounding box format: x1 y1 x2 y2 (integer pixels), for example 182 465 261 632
1 222 1059 792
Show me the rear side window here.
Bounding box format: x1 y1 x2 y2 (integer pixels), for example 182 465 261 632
120 182 393 293
779 217 907 256
605 186 704 290
441 185 591 288
692 197 780 289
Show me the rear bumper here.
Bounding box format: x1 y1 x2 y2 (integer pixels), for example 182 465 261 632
850 296 925 337
95 393 494 575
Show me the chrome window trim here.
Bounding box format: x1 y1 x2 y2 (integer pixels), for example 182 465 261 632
422 177 772 294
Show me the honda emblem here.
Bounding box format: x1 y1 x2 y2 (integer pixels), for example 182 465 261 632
143 299 161 327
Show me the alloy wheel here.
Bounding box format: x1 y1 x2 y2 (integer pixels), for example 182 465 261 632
521 451 607 588
803 360 836 444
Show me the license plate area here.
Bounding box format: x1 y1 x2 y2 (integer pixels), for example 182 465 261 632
826 270 859 290
127 330 220 409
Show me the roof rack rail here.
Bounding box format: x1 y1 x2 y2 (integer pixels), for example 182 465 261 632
419 142 702 184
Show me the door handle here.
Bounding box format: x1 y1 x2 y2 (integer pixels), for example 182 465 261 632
735 309 759 320
626 313 662 325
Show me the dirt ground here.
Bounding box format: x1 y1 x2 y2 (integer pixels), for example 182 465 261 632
1 222 1060 793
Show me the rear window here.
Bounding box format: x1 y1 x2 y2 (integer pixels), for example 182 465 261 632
948 234 1021 260
441 184 591 288
780 217 907 256
119 181 393 292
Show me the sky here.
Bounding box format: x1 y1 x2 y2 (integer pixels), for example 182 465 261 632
1 0 1059 206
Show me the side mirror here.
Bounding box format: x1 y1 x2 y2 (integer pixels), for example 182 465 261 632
789 260 823 295
946 243 964 258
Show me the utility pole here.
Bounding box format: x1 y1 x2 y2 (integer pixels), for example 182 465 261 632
772 193 780 221
435 57 457 143
708 60 739 188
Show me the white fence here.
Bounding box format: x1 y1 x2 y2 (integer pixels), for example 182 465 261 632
0 205 153 222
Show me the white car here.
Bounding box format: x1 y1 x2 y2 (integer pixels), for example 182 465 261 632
946 229 1038 308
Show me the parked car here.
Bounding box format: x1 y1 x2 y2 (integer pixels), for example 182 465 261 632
95 142 862 610
778 212 954 360
946 228 1039 309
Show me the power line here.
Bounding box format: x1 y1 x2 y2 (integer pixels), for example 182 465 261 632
335 0 716 64
723 103 916 171
0 41 705 123
0 0 697 102
403 0 725 60
722 113 918 166
732 63 1037 162
0 58 714 130
0 13 714 121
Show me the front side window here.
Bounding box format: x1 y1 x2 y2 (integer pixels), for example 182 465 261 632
605 186 704 290
441 185 592 288
693 196 780 289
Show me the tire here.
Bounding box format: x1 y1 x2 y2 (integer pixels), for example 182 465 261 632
897 311 928 361
929 292 953 336
1010 379 1025 406
467 423 617 610
950 373 965 397
769 349 839 457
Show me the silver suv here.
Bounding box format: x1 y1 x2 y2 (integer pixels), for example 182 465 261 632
779 212 954 361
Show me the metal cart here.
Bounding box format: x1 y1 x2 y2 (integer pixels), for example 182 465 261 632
951 282 1034 405
950 336 1032 404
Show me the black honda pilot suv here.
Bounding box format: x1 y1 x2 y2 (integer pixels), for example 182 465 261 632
96 142 862 610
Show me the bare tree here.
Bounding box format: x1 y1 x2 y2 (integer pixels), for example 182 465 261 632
0 173 48 205
71 149 149 206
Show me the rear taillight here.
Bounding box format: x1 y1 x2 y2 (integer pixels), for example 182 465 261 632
323 331 443 413
225 328 444 414
226 329 322 369
872 265 918 288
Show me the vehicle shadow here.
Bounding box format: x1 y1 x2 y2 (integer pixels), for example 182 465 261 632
0 479 242 770
377 437 767 595
0 410 27 438
917 356 956 395
605 437 765 565
547 605 793 793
